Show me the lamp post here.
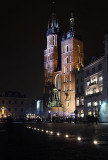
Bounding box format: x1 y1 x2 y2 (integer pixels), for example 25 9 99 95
48 110 52 122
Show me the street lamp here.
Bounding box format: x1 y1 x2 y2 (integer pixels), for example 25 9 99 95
48 110 52 122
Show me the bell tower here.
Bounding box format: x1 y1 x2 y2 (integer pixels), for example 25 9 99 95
43 11 61 108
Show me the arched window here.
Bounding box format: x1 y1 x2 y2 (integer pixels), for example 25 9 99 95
70 74 71 81
70 56 71 62
64 67 65 73
70 65 71 71
70 84 71 90
77 45 80 53
64 76 65 82
64 85 65 91
78 57 80 64
66 56 69 64
55 74 61 90
66 45 69 52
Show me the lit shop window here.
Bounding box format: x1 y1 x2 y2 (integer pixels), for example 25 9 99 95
80 98 84 105
81 110 84 118
87 102 91 107
88 111 92 116
93 101 98 106
76 98 79 106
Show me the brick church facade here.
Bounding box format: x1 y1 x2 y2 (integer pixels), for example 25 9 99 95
43 12 84 117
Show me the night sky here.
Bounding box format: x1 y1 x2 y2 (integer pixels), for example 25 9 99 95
0 0 108 99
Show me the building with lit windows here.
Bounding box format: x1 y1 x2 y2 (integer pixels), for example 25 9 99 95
75 34 108 122
0 91 33 120
75 66 84 118
84 56 104 117
43 12 84 117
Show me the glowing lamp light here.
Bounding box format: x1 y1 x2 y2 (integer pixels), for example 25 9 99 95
50 131 53 134
41 129 44 132
65 134 69 138
93 140 98 145
37 129 40 131
29 127 31 129
48 110 51 113
34 128 36 130
77 137 81 141
57 133 60 136
46 130 49 133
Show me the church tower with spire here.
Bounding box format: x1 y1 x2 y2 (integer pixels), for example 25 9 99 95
43 10 84 118
61 13 84 116
43 10 61 111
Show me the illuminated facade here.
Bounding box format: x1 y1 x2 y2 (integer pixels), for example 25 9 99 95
75 34 108 121
43 13 84 117
0 91 32 120
84 57 104 117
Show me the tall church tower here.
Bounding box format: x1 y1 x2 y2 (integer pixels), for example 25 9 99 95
43 12 61 109
61 13 84 116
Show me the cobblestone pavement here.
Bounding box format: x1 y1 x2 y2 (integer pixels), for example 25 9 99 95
0 122 108 160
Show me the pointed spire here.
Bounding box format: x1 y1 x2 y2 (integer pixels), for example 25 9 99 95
70 12 75 27
70 12 75 37
46 1 60 36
